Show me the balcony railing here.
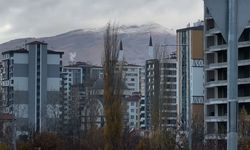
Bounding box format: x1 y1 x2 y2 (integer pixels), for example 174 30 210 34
205 116 227 122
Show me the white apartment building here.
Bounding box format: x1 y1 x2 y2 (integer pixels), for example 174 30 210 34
1 41 63 135
126 95 140 129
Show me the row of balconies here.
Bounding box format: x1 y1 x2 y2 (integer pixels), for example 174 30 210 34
205 96 250 105
205 121 227 140
205 40 250 53
206 84 250 100
206 47 250 69
205 103 250 121
206 78 250 88
206 59 250 70
207 65 250 81
205 16 250 52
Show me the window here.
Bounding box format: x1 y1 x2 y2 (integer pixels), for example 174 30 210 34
130 115 134 119
131 78 135 81
37 44 40 50
131 102 134 106
128 83 135 86
131 109 134 112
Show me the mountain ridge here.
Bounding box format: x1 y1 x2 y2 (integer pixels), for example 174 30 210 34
0 23 176 65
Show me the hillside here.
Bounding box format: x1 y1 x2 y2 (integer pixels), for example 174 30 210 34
0 23 176 65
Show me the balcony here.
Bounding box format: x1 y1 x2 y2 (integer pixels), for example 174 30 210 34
206 80 227 88
205 116 227 122
239 96 250 103
140 117 145 122
238 77 250 84
205 98 227 105
206 97 250 105
140 103 145 107
238 40 250 48
206 59 250 71
205 28 220 37
140 110 145 114
206 44 227 53
205 62 227 70
140 124 146 128
205 134 226 140
239 59 250 66
206 78 250 88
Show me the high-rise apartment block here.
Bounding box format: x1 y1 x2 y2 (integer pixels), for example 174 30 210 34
145 58 160 129
160 56 177 128
143 36 178 129
176 24 204 130
1 41 63 135
123 64 144 94
204 5 250 147
61 62 103 131
126 94 140 129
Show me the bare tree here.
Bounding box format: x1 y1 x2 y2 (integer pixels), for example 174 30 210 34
46 91 64 133
239 107 250 150
82 84 103 131
102 22 124 150
192 114 204 150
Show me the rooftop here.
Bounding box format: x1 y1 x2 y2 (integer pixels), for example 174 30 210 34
25 40 48 45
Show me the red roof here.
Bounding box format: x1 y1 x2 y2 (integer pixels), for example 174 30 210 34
0 113 15 121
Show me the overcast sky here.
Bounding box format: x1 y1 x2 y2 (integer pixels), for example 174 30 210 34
0 0 203 43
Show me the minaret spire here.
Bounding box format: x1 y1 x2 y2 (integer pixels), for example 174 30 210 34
118 40 124 62
149 34 153 46
119 40 123 50
148 34 154 59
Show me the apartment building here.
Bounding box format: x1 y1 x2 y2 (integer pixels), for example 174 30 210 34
123 64 144 94
160 56 178 128
126 94 140 129
204 5 250 148
139 96 146 129
1 41 63 136
91 78 132 129
176 24 204 131
118 40 144 94
61 66 84 130
61 62 103 132
143 35 161 130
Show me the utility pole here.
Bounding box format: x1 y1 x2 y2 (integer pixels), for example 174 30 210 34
227 0 238 149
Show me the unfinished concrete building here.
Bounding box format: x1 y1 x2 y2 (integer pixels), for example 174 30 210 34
204 5 250 148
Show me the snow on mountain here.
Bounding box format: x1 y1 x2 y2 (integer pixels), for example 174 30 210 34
0 23 176 65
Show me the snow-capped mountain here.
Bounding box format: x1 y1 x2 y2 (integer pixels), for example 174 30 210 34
0 23 176 65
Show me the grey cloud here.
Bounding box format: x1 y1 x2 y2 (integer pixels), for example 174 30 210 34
0 0 202 43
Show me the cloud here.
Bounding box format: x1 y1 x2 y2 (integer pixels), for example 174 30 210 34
0 24 12 33
0 0 203 43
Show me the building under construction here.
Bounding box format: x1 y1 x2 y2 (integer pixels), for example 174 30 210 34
204 4 250 149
